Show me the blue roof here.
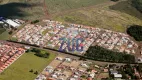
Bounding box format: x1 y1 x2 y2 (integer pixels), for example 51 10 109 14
0 17 5 21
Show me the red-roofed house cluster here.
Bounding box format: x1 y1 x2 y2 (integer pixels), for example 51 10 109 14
0 41 25 73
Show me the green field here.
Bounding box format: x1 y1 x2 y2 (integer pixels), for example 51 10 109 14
0 30 10 40
45 0 109 14
42 29 48 35
53 0 142 32
0 28 6 34
0 52 56 80
1 0 142 33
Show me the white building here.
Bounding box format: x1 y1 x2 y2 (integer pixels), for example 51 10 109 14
4 19 20 28
114 74 122 78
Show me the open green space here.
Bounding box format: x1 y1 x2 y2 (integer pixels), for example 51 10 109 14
42 29 48 35
45 0 109 14
53 0 142 32
0 51 56 80
1 0 142 33
0 28 6 34
0 30 10 40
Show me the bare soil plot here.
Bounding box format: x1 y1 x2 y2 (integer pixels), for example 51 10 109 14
48 59 62 69
69 61 80 68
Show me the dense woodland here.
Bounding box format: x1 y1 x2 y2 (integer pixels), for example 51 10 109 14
132 0 142 12
85 46 135 63
127 25 142 41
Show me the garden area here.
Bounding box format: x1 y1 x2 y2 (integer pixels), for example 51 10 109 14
0 50 56 80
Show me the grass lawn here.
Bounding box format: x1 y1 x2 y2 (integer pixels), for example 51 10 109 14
0 52 56 80
42 29 48 35
0 30 10 40
0 28 6 34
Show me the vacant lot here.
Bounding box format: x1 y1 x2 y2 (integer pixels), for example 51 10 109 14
96 73 109 80
0 52 56 80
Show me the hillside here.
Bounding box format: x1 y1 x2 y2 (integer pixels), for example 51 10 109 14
0 0 142 33
132 0 142 12
53 0 142 32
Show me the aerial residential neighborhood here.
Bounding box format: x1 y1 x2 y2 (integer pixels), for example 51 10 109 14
0 0 142 80
12 20 138 55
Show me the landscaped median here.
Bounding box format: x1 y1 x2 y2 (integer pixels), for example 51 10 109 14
0 49 56 80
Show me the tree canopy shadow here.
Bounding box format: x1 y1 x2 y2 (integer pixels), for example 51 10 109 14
109 0 142 20
0 2 38 19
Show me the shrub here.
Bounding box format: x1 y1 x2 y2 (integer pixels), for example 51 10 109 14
29 69 33 73
31 20 39 24
34 71 38 75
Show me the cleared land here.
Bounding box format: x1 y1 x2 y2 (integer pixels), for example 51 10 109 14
0 52 56 80
96 73 109 80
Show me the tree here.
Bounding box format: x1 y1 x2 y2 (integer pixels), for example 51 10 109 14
127 25 142 41
85 46 135 63
81 75 86 78
31 20 39 24
137 64 142 72
125 64 135 79
132 0 142 12
26 49 30 53
29 69 33 73
34 71 38 75
9 31 13 35
31 48 50 58
31 48 40 53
